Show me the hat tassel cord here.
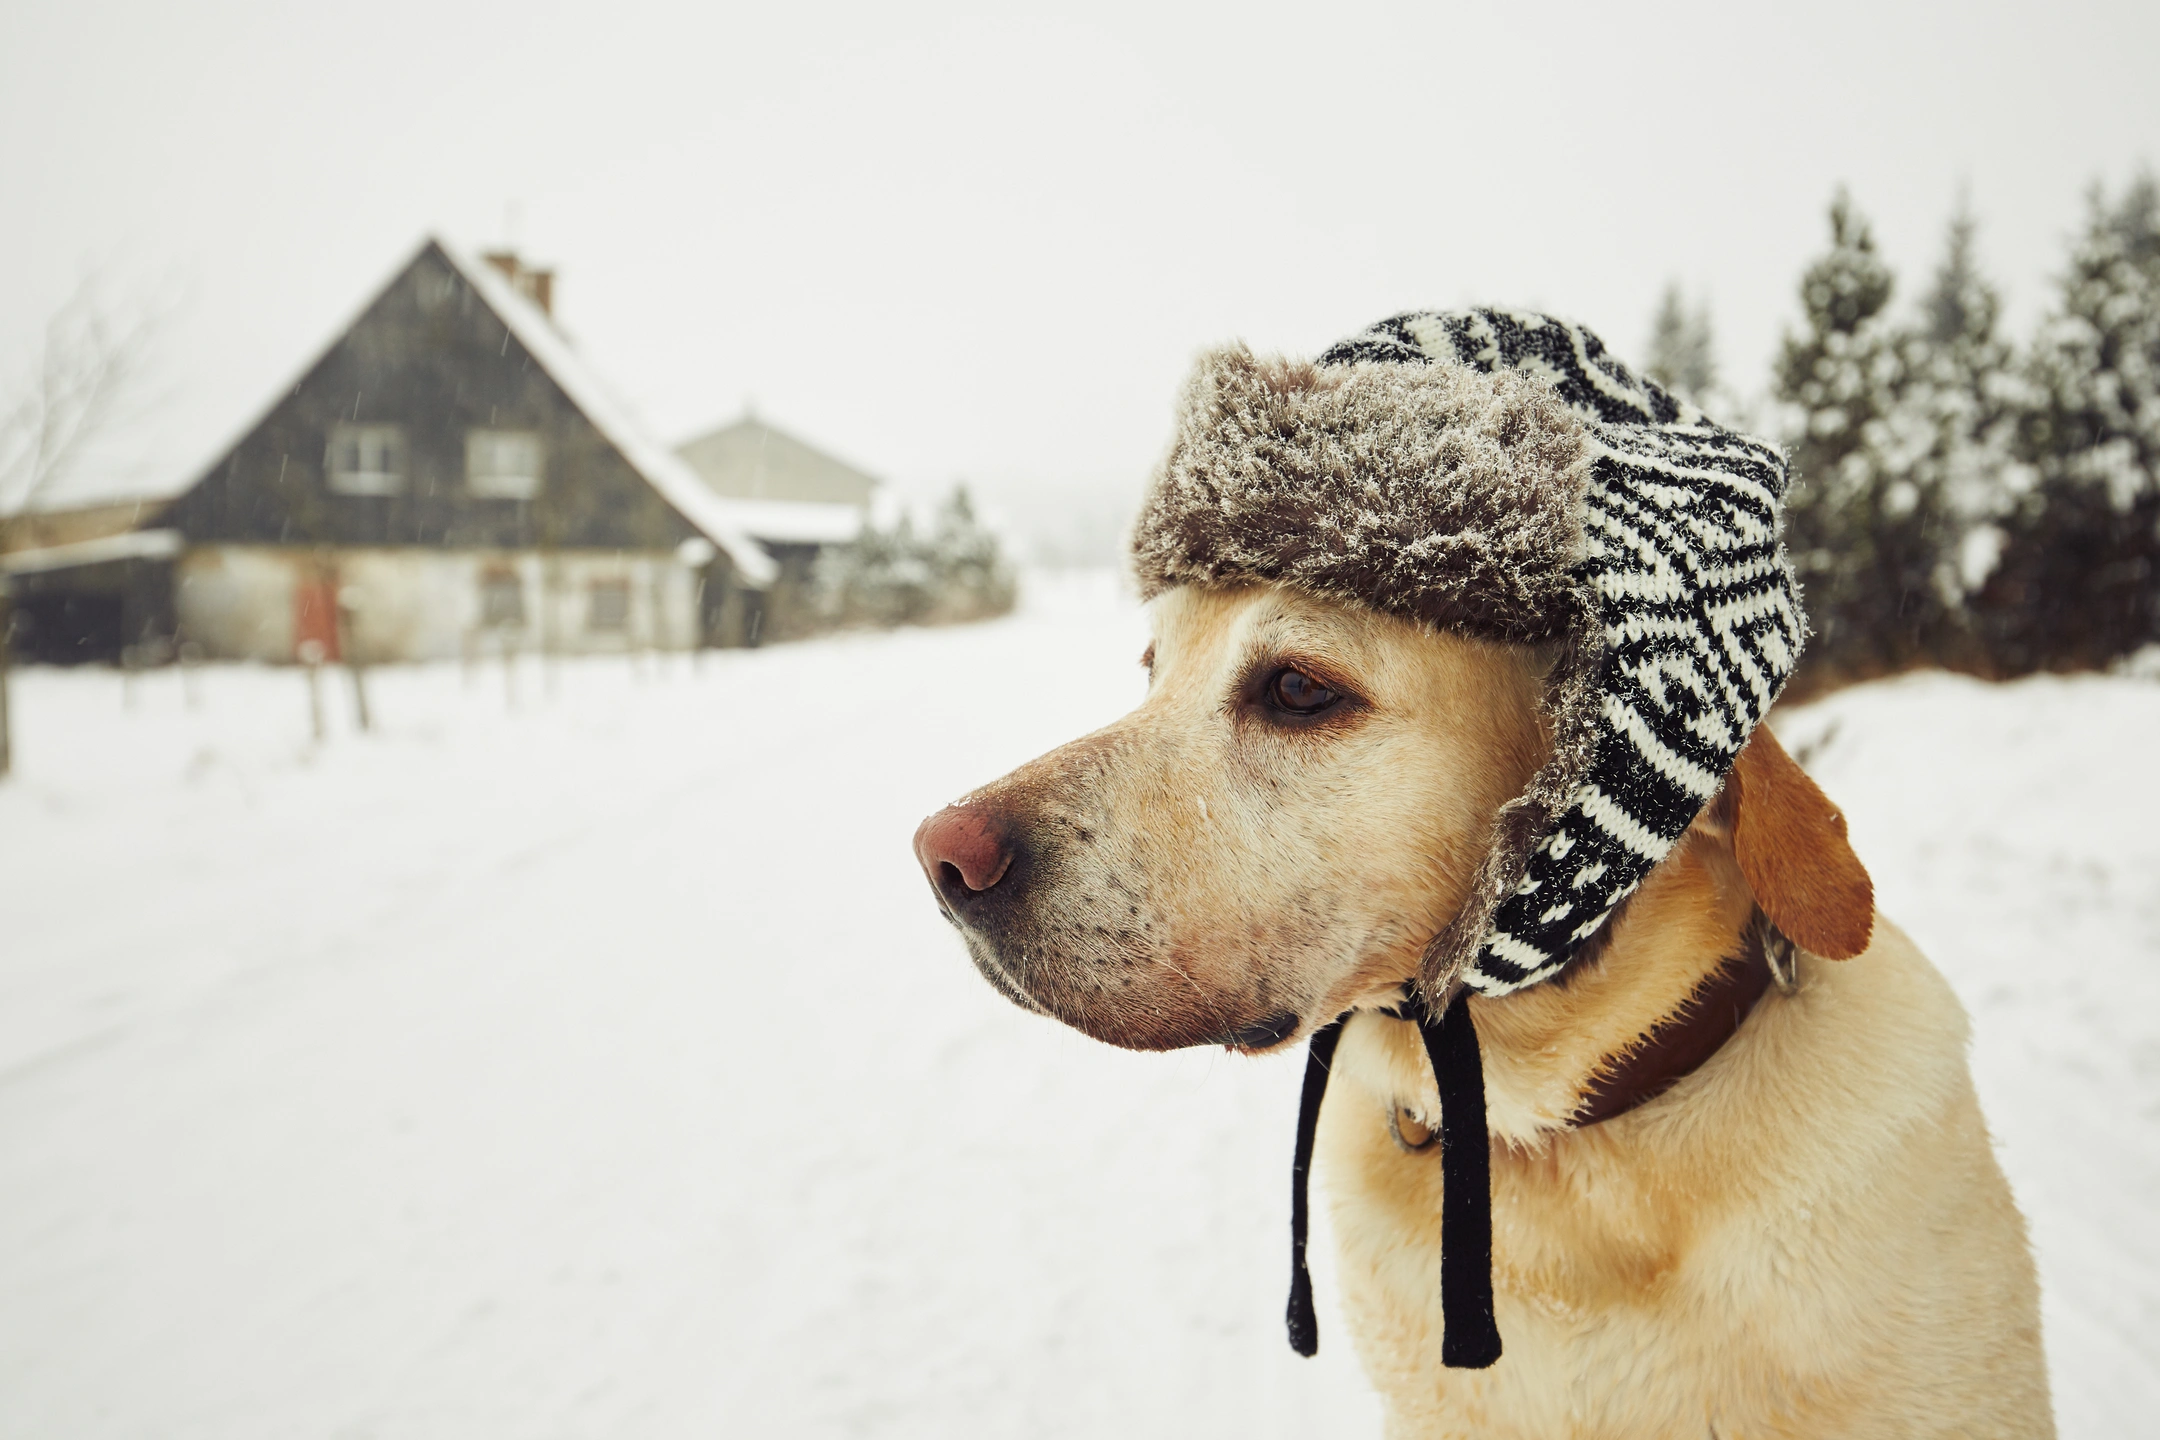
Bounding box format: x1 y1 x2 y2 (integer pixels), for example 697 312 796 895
1285 991 1502 1369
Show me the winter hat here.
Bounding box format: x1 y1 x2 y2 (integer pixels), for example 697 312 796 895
1132 308 1805 998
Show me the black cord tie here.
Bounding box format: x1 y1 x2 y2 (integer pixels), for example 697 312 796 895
1286 1013 1346 1357
1285 988 1502 1368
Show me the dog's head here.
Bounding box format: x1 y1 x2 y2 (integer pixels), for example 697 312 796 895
912 582 1553 1052
914 580 1875 1058
916 313 1860 1060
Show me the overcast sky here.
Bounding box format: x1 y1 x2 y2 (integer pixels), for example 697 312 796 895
2 0 2155 527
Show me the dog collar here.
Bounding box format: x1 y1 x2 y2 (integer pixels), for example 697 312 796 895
1572 913 1783 1127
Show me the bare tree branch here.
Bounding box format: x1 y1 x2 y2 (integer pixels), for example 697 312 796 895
0 277 168 528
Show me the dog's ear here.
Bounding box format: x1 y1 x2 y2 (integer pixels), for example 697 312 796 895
1726 726 1875 960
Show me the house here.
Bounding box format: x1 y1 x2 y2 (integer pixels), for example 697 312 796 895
675 414 879 641
4 239 782 665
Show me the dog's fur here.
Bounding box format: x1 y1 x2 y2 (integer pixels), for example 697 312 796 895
919 582 2051 1437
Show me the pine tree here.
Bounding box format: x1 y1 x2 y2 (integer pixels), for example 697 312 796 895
1776 189 1957 684
1877 199 2019 662
923 485 1017 621
813 484 1016 628
1978 172 2160 672
814 512 933 627
1644 283 1717 409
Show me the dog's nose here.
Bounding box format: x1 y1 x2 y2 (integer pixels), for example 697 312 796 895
914 803 1014 903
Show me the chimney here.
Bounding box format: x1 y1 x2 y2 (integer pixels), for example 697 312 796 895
482 249 556 317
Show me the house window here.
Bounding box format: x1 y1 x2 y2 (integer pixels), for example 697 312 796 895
587 578 631 632
326 423 406 495
478 567 525 627
466 429 544 500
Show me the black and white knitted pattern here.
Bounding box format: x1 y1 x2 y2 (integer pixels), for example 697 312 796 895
1132 309 1804 996
1330 311 1802 992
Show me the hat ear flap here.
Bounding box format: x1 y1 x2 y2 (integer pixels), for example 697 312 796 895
1728 727 1875 960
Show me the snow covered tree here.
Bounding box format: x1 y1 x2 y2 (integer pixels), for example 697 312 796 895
1877 199 2021 662
1643 282 1717 410
814 511 938 627
1976 172 2160 672
813 484 1015 629
921 486 1017 621
1776 190 1963 685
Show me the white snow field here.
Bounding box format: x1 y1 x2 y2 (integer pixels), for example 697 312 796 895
1 572 2154 1438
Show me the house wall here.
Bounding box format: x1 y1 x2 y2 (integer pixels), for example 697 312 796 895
173 547 303 660
176 546 707 663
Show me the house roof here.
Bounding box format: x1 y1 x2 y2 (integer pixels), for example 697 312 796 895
677 416 880 504
675 417 877 548
435 242 775 586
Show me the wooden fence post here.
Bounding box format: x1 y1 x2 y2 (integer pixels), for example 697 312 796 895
0 589 14 779
336 588 371 733
300 639 327 742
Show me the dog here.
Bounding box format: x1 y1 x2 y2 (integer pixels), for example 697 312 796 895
913 579 2052 1438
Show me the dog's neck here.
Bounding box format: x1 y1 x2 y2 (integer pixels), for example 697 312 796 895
1467 822 1759 1145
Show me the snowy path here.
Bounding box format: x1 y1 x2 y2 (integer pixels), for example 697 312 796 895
2 575 2154 1437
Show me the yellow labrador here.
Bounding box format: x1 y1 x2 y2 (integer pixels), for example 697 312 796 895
915 582 2051 1438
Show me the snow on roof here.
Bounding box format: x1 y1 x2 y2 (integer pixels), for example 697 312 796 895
0 528 183 576
437 242 775 587
701 496 868 547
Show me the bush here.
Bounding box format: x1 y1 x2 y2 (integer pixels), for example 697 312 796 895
814 485 1017 629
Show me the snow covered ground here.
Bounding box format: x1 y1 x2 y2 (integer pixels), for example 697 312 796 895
1 572 2154 1438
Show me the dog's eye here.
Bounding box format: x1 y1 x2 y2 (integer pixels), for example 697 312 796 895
1266 667 1340 715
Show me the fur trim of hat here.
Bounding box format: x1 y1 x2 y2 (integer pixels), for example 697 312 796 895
1130 309 1805 997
